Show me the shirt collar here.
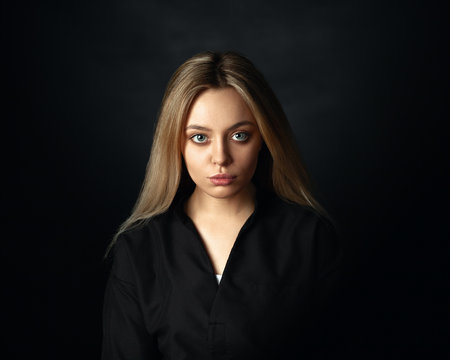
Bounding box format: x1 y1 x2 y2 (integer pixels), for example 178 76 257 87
171 185 274 227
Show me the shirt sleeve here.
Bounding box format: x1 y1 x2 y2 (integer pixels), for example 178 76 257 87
102 237 162 360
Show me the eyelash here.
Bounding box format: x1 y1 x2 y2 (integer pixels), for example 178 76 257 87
189 132 250 144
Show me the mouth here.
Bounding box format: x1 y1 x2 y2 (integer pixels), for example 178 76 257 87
209 174 235 180
208 174 236 186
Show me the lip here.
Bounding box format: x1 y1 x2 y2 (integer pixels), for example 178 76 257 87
208 174 236 186
209 174 235 179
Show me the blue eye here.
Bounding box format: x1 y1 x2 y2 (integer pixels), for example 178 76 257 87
232 132 249 142
191 134 208 143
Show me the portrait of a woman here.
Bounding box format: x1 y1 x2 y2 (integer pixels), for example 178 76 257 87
102 51 343 359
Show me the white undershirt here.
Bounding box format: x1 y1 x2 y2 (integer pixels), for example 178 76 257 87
215 274 222 284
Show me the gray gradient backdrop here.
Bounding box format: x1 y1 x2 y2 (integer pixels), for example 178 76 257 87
5 0 448 358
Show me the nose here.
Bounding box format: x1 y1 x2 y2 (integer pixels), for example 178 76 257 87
211 137 231 166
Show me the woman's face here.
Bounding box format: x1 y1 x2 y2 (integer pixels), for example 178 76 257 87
182 87 263 201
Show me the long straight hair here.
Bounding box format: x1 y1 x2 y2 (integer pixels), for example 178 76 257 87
105 51 329 256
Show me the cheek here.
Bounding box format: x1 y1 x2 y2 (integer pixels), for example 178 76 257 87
237 144 261 170
182 145 205 174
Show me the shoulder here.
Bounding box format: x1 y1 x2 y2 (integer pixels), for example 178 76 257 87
278 199 343 281
259 190 334 232
115 211 173 249
109 213 172 281
260 192 342 277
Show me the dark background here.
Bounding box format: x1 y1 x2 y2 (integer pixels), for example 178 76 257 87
4 0 448 358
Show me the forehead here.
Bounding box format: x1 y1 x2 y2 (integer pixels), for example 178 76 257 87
185 87 256 128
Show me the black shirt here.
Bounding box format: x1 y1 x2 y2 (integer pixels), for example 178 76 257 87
102 189 343 359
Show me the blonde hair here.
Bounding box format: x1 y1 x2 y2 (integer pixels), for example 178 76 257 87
106 51 329 256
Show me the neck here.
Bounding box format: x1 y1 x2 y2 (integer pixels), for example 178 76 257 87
185 184 256 220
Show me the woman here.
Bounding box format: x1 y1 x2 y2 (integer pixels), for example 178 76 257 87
102 51 342 359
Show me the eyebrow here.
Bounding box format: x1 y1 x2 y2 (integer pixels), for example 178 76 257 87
185 121 256 132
